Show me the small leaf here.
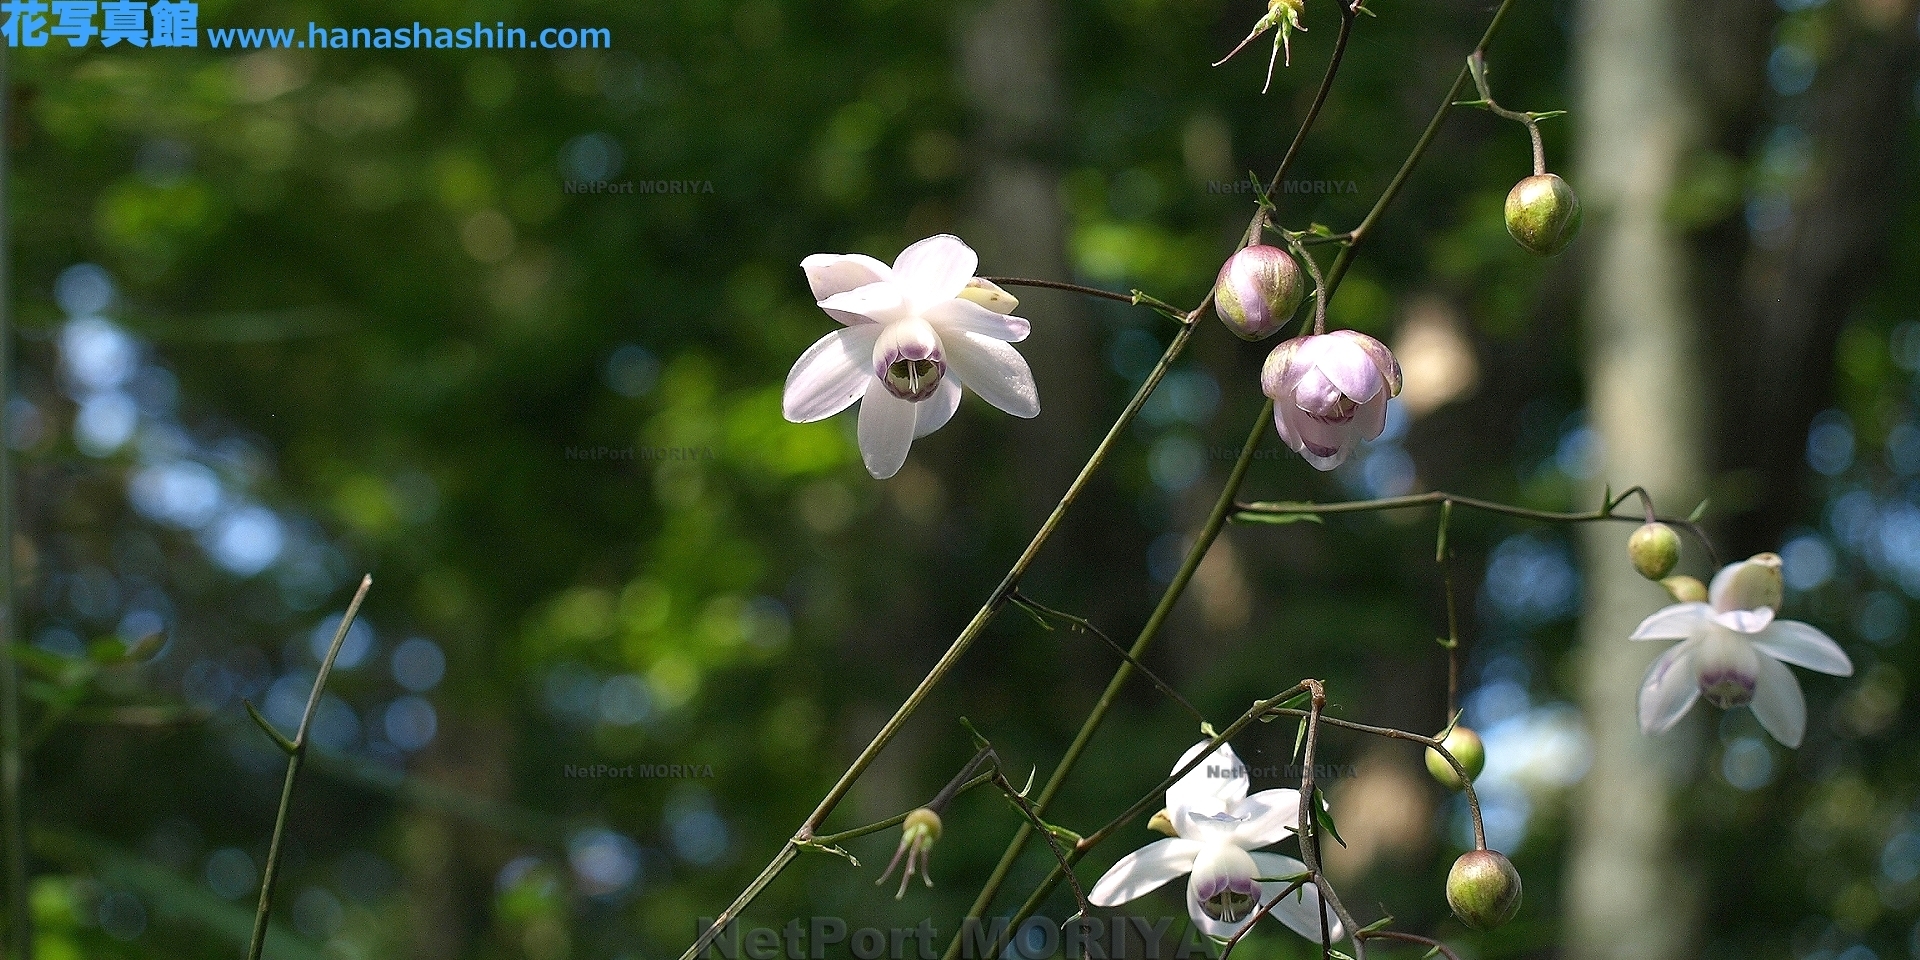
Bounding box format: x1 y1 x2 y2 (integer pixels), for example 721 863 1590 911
1530 109 1570 121
1312 787 1347 848
797 840 860 866
1045 823 1084 847
244 700 298 755
1358 915 1396 935
1199 720 1218 738
1422 947 1443 959
958 717 992 752
1236 511 1324 526
1009 599 1054 632
1688 499 1711 522
1292 717 1308 761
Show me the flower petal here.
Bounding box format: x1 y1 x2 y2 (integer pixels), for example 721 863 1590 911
1354 394 1389 443
1227 789 1301 850
1311 334 1387 404
914 378 963 439
802 253 892 301
1281 403 1357 470
1628 602 1713 640
1713 607 1776 633
1087 837 1201 907
783 326 882 423
1168 741 1246 826
923 297 1031 342
1325 330 1401 398
1260 337 1306 400
1290 367 1349 419
1750 620 1853 677
856 390 918 479
891 235 977 306
1639 639 1701 735
944 332 1039 419
1249 852 1341 942
1750 653 1807 748
818 282 912 326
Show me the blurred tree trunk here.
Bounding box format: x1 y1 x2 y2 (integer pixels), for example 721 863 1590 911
1564 0 1708 953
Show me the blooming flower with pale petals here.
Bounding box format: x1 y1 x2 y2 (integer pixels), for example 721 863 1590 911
1260 331 1402 470
1632 552 1853 747
782 235 1039 479
1089 741 1337 943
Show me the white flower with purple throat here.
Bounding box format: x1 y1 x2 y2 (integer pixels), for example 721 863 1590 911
1088 740 1337 943
782 235 1038 479
1632 552 1853 747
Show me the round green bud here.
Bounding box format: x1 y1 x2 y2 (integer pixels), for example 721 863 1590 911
1446 849 1522 930
1628 522 1682 581
1425 726 1486 792
1504 174 1581 256
1661 575 1708 604
903 807 942 844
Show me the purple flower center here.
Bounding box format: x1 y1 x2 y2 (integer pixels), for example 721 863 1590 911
1698 667 1757 709
882 358 944 401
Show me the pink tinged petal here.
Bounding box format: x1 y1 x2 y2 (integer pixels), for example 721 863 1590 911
913 378 963 439
1353 393 1389 442
891 234 977 306
856 390 918 479
1750 653 1807 748
1282 402 1359 470
1750 620 1853 676
1186 844 1263 940
1639 639 1701 735
1290 367 1350 419
1694 627 1760 709
801 253 891 301
871 317 948 402
944 331 1039 418
1087 837 1201 907
1227 789 1301 850
1713 607 1775 633
922 297 1031 342
1248 852 1341 942
1325 329 1402 398
959 277 1020 315
1311 334 1387 404
1260 338 1307 400
817 282 911 326
1629 602 1713 640
782 326 882 423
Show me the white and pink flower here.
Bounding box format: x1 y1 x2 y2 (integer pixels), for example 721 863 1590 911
1259 331 1402 470
782 235 1039 479
1632 553 1853 747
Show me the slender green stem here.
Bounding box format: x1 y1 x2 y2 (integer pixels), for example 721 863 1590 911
977 276 1136 306
246 575 372 960
945 404 1275 960
1008 591 1207 728
1322 0 1521 298
807 772 996 849
1234 485 1717 564
0 42 26 960
679 306 1200 960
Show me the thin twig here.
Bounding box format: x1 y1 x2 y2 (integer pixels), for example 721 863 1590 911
975 276 1135 304
1008 591 1207 728
246 575 373 960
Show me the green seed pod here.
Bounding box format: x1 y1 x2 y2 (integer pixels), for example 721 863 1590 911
1628 522 1682 581
1424 726 1486 792
1662 575 1708 603
1504 174 1581 256
1447 849 1523 930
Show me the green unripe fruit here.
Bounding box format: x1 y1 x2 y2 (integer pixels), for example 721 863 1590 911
1446 849 1523 930
1504 173 1581 256
1425 726 1486 791
1628 522 1682 581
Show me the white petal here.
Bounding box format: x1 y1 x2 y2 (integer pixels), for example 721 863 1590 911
782 327 881 423
1185 844 1262 940
802 253 891 301
1290 366 1349 418
1629 602 1713 640
1227 789 1301 850
1281 403 1357 470
1638 639 1701 735
1249 852 1341 942
944 332 1039 419
817 282 911 326
1713 607 1776 633
913 378 962 439
1353 393 1389 442
891 234 977 306
1087 838 1200 907
922 297 1031 342
1750 654 1808 747
856 390 918 479
1750 620 1853 677
1168 741 1245 827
